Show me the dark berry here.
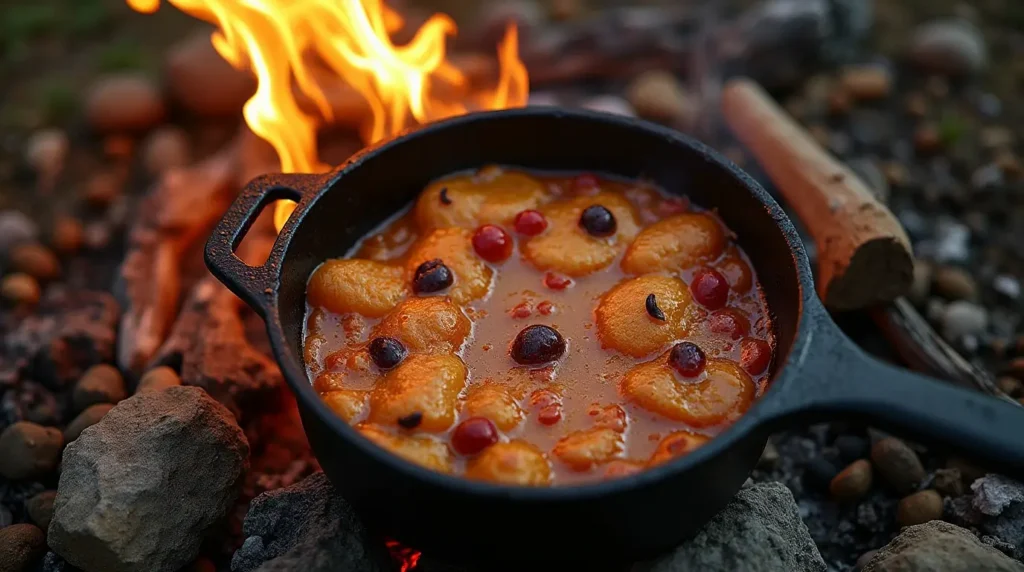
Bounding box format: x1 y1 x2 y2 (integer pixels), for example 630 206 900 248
514 209 548 235
472 224 513 263
368 336 407 369
451 417 499 455
543 272 572 290
412 258 453 293
740 338 772 375
511 325 566 365
691 268 729 309
645 293 666 321
439 187 452 204
669 342 706 378
579 205 617 237
397 411 422 429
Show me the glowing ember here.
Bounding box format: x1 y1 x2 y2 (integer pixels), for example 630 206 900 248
385 538 422 572
127 0 529 231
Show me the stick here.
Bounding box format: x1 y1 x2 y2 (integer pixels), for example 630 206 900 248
721 78 914 311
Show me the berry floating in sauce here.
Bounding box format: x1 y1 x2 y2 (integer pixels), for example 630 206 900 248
543 272 572 290
412 258 453 294
579 204 617 237
740 338 772 375
691 268 729 310
451 417 499 455
511 324 566 365
472 224 513 263
368 336 407 369
669 341 706 378
514 209 548 236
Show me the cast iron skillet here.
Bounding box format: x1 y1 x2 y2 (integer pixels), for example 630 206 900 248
205 108 1024 569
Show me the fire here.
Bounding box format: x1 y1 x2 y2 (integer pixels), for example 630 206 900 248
127 0 528 231
385 539 422 572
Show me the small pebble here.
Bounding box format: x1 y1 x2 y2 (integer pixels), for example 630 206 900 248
826 86 851 116
64 403 115 443
135 366 182 393
992 275 1020 301
908 19 987 76
549 0 582 21
904 93 928 118
830 459 874 501
941 301 988 342
24 128 68 178
8 242 59 281
909 261 932 305
83 170 123 208
933 220 970 263
85 74 167 133
840 65 891 100
871 437 926 493
997 376 1022 397
995 150 1021 179
579 95 635 117
970 164 1003 191
914 124 942 153
0 523 47 572
835 434 870 464
26 490 57 531
50 216 84 255
0 211 39 254
1 273 41 306
758 440 779 469
980 126 1014 149
72 364 126 411
897 489 944 526
804 457 840 492
933 467 964 497
0 422 63 480
142 126 191 176
932 266 977 301
946 457 985 486
625 70 696 128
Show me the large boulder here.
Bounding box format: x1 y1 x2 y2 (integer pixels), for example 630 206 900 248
231 472 389 572
48 386 248 572
862 521 1024 572
635 482 826 572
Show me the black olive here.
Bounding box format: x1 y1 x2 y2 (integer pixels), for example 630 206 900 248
511 325 566 365
398 411 423 429
368 336 407 369
645 293 666 321
579 205 617 237
413 258 453 294
439 187 451 205
669 341 706 378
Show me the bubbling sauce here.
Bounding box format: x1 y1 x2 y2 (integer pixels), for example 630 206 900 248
302 166 774 486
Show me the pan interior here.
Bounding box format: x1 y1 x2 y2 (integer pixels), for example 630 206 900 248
274 110 805 399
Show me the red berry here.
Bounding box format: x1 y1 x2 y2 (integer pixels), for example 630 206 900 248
669 342 706 378
708 309 750 340
544 272 572 290
509 302 532 319
514 210 548 236
740 338 772 375
572 173 600 194
536 301 554 315
451 417 499 455
691 268 729 310
472 224 513 263
537 404 562 425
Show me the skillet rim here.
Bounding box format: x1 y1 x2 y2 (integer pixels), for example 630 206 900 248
260 107 819 500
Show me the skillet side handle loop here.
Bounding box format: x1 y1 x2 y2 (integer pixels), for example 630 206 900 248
204 173 315 316
765 324 1024 479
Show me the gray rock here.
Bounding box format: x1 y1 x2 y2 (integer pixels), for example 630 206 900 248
231 472 388 572
49 386 248 572
0 211 39 254
908 19 987 76
635 482 825 572
862 521 1023 572
973 475 1024 516
982 502 1024 561
941 301 989 342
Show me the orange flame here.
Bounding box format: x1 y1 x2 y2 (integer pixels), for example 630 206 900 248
127 0 528 231
385 539 422 572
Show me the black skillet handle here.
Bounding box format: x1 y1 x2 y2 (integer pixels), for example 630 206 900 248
761 317 1024 478
204 172 325 316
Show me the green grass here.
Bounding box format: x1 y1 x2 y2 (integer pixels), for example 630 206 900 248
98 41 152 72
